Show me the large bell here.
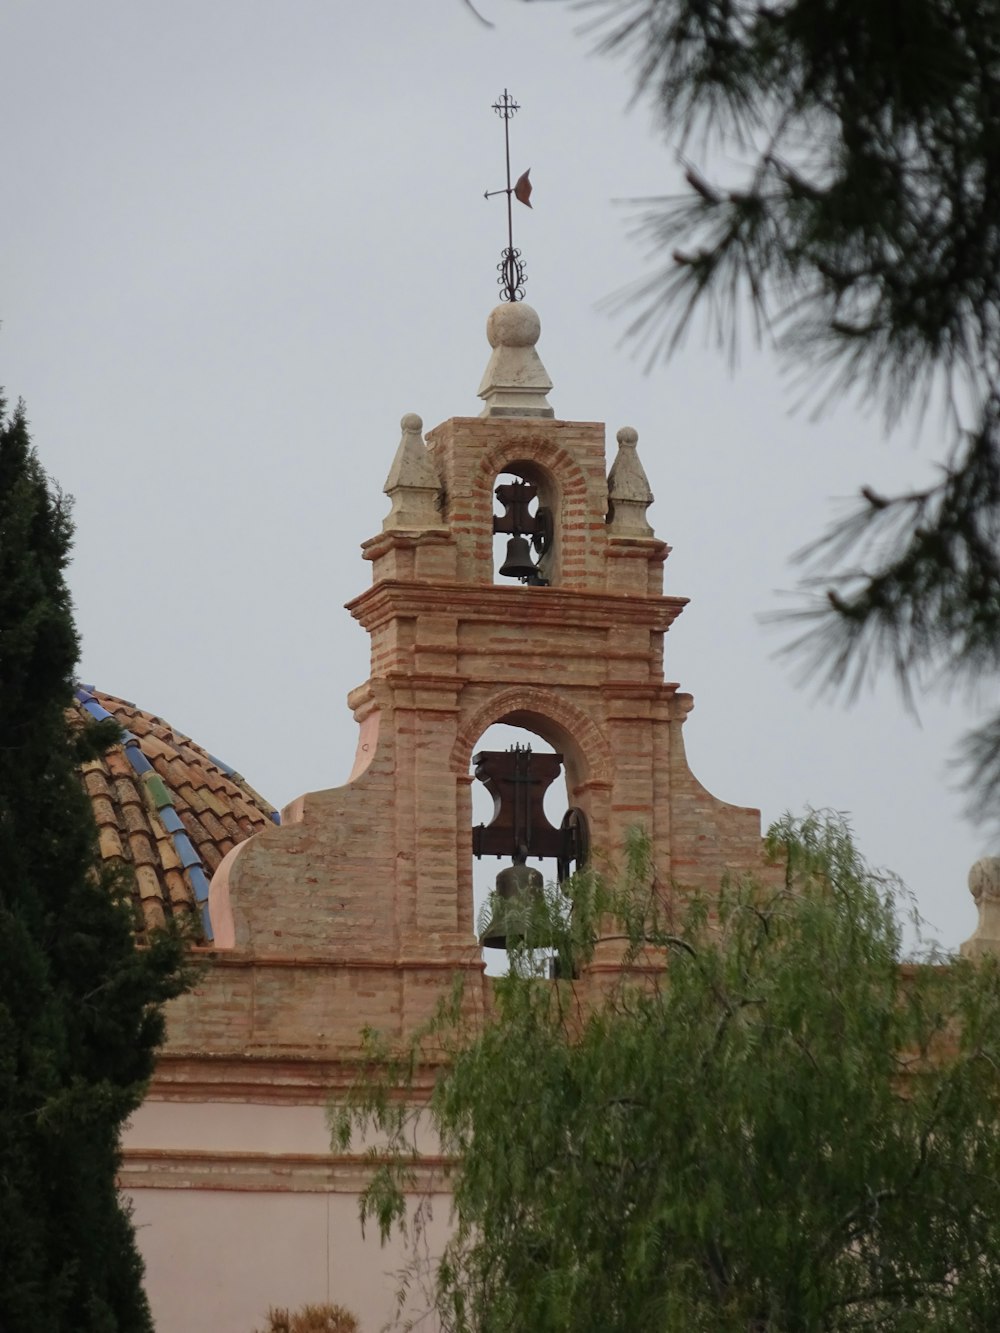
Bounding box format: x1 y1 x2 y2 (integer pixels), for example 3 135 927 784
479 856 547 949
499 534 537 581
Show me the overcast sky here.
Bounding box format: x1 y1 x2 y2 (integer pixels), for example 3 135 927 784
2 1 989 952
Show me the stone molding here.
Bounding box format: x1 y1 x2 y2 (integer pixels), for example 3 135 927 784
120 1148 450 1195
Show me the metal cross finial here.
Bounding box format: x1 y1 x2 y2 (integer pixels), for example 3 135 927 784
484 89 531 302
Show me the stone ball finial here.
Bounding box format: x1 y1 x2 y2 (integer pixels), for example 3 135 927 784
960 855 1000 958
486 302 541 350
478 302 554 418
969 856 1000 905
400 412 423 434
616 426 639 448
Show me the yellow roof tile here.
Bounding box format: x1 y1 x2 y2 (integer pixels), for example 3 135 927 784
134 864 164 903
156 835 181 872
141 898 167 932
98 826 125 861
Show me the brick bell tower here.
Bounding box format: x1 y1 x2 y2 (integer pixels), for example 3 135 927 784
201 301 769 1042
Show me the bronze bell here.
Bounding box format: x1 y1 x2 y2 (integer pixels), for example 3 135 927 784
499 534 537 581
479 855 547 949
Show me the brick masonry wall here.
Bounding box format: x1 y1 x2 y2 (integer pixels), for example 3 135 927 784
163 412 773 1063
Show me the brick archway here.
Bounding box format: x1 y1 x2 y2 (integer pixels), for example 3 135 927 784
474 436 590 508
472 436 595 586
450 686 613 792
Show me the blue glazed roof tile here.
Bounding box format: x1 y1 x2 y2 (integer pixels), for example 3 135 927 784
187 865 211 905
123 743 154 777
70 688 278 946
158 806 186 835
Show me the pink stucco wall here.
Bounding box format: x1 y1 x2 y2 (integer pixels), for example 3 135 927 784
130 1186 452 1333
123 1103 451 1332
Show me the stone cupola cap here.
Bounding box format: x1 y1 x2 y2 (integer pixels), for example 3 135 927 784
477 302 554 419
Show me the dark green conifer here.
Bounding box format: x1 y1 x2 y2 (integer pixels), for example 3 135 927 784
0 395 189 1331
575 0 1000 814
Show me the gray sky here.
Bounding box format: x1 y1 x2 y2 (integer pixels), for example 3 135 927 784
2 1 988 951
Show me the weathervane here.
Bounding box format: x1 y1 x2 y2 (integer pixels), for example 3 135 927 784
484 89 532 302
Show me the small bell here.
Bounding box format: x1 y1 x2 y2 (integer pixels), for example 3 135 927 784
499 534 537 581
479 854 547 949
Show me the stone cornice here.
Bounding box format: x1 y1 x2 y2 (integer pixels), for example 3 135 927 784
347 579 687 633
605 535 671 562
361 528 453 562
189 952 485 972
148 1051 446 1103
120 1148 450 1194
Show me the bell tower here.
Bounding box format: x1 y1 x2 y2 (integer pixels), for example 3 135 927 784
124 95 779 1333
205 301 769 1032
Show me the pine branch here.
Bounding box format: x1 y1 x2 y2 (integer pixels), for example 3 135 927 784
771 394 1000 814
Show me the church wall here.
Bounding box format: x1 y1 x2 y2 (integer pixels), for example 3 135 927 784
125 303 783 1330
129 1183 451 1333
160 956 490 1056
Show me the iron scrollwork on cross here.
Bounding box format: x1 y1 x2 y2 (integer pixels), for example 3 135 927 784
498 247 526 303
484 89 532 303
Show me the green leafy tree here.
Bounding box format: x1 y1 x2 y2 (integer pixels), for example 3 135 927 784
559 0 1000 813
338 813 1000 1330
0 396 190 1331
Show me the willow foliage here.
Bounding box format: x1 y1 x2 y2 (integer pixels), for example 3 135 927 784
337 814 1000 1331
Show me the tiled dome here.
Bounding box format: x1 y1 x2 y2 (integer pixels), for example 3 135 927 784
72 686 278 943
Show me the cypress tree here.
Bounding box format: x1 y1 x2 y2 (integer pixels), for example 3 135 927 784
0 395 189 1331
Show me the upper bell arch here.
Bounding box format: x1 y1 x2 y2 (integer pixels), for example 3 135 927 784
422 301 615 590
480 445 585 587
451 685 613 796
